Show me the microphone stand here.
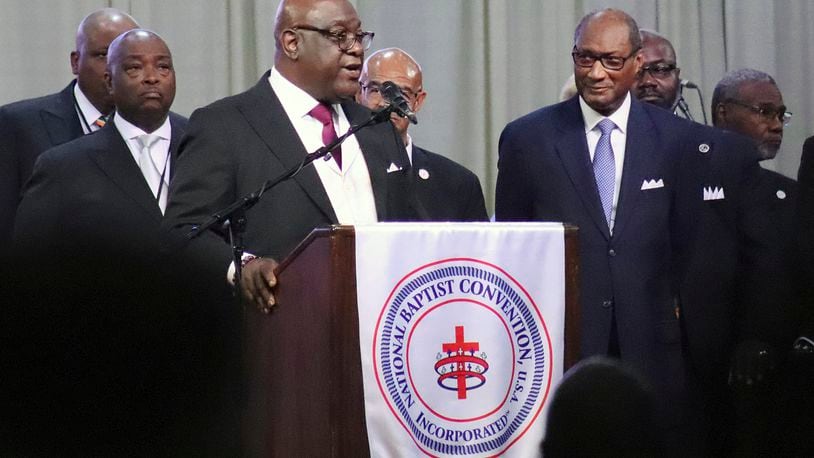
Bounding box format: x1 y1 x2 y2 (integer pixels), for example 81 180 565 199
673 94 694 122
692 85 708 125
674 85 709 125
187 106 394 289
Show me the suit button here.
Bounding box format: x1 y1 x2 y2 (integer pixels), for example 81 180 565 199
602 300 613 308
608 249 616 257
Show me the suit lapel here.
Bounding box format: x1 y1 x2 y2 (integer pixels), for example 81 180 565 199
236 74 338 223
343 101 408 220
554 99 611 239
610 100 659 240
167 113 185 180
40 81 84 145
87 125 164 222
672 130 716 282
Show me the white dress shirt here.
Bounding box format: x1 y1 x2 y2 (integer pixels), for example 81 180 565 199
405 134 414 164
579 92 632 233
73 83 105 134
114 113 172 205
268 67 378 225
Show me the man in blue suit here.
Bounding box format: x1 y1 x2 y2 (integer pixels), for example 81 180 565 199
496 8 774 454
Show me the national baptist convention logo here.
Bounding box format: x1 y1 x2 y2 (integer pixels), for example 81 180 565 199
373 258 553 457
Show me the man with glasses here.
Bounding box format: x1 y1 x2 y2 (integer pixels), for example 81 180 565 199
712 68 800 455
633 30 686 116
357 48 487 221
713 68 791 161
164 0 420 311
497 8 779 454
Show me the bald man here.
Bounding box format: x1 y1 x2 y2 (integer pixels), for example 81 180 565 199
357 48 487 221
633 30 682 111
0 8 139 251
165 0 420 311
14 29 186 258
6 30 211 455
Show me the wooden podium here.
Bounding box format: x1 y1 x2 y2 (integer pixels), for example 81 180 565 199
244 225 579 456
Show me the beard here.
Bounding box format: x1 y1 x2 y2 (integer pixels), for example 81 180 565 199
757 142 780 161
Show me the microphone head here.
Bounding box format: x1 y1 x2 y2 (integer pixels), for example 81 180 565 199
680 79 699 89
381 80 401 97
381 81 418 124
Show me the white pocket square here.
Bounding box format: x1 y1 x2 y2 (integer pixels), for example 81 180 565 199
386 162 403 173
703 186 725 201
640 178 664 190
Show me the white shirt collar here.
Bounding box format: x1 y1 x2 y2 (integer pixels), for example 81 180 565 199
269 66 341 121
113 112 172 141
579 91 632 134
73 83 104 130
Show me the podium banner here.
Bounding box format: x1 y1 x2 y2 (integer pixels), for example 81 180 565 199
355 223 566 457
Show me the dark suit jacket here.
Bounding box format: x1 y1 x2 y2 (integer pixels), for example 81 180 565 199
797 137 814 335
751 167 799 348
13 111 187 258
4 113 243 455
164 71 420 274
412 145 488 221
0 81 84 249
495 96 774 399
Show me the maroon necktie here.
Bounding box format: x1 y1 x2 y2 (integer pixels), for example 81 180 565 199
309 102 342 169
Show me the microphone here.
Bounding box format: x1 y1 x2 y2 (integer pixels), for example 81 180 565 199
680 79 698 89
380 81 418 124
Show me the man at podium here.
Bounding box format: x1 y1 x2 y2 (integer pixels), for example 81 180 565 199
165 0 422 311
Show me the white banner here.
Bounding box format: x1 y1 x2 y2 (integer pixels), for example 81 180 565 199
355 222 566 457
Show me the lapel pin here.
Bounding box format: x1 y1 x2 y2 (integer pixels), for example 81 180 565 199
698 143 710 154
418 168 430 180
776 190 787 199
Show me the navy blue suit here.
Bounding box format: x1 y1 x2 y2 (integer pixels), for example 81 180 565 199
0 81 84 250
496 96 774 445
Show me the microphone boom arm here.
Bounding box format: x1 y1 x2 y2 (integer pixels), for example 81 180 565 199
187 105 394 286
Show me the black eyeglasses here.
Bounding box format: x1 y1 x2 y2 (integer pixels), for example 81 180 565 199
292 25 374 51
572 46 640 71
638 63 677 79
360 82 420 103
726 100 792 126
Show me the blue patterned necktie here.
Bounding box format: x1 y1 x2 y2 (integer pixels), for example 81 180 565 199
593 118 616 227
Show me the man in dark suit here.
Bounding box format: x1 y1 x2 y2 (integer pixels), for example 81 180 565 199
5 30 232 455
495 9 775 454
357 47 487 221
712 71 806 454
164 0 420 312
14 29 184 258
711 68 798 354
0 8 138 250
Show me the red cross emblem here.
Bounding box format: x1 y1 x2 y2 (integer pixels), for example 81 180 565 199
436 326 489 399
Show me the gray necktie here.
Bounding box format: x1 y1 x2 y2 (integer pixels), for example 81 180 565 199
136 134 167 214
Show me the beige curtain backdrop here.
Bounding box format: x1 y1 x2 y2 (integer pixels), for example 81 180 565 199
2 0 811 211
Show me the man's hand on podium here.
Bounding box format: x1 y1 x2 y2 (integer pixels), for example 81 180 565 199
241 257 279 313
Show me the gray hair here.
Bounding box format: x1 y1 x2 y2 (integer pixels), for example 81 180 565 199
711 68 777 125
